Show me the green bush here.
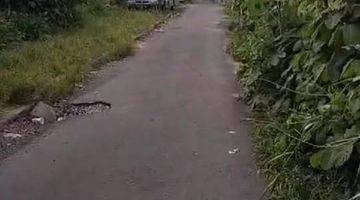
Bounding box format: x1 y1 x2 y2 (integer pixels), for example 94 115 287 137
0 0 81 26
0 0 110 50
13 16 49 40
227 0 360 199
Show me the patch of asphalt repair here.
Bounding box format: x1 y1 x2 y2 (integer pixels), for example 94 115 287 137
0 101 111 160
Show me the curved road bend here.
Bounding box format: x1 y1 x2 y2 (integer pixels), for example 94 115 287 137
0 3 264 200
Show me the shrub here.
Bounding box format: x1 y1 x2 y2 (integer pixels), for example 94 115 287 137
227 0 360 199
0 0 81 26
0 0 111 50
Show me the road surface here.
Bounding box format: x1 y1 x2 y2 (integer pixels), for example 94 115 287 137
0 4 263 200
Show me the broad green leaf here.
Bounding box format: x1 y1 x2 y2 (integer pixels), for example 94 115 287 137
312 125 360 170
327 51 353 81
293 40 303 52
313 64 326 82
332 91 347 111
310 144 353 170
314 22 333 43
325 12 342 30
342 24 360 45
344 125 359 138
342 59 360 79
310 149 332 170
270 54 280 66
331 121 348 138
290 52 305 72
328 25 344 48
312 41 325 53
349 98 360 114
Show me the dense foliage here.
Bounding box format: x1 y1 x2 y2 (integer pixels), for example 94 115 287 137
0 0 113 51
0 0 80 25
227 0 360 199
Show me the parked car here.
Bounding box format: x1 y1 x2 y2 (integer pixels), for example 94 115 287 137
160 0 176 10
127 0 175 9
127 0 156 8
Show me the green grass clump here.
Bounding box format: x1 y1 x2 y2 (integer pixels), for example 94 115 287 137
0 7 158 105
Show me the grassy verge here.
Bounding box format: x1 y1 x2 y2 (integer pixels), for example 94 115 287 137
0 7 160 109
226 0 360 199
251 120 348 200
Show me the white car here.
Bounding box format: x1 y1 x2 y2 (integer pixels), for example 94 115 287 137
127 0 157 8
127 0 176 9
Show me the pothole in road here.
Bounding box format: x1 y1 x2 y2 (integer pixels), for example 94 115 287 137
0 101 111 160
55 101 111 119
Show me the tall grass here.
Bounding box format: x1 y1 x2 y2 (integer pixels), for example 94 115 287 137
0 7 158 106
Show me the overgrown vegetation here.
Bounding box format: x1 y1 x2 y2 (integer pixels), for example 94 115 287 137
0 1 160 109
226 0 360 199
0 0 83 50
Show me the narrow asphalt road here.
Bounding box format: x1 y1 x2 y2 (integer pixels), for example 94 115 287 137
0 4 263 200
